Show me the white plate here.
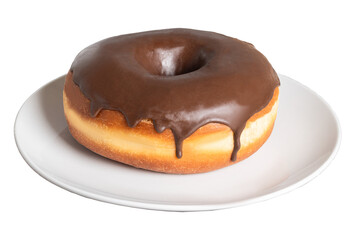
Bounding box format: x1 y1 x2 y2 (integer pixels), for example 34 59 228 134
14 74 341 211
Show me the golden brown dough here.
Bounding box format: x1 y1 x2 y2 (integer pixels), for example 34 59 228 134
63 72 279 174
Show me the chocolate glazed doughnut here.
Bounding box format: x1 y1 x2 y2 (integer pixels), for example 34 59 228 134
63 28 280 174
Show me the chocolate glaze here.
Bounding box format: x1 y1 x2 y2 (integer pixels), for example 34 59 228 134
70 28 280 161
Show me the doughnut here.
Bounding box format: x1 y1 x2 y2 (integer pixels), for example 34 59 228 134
63 28 280 174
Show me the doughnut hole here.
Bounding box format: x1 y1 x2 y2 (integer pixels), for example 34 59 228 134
135 42 211 76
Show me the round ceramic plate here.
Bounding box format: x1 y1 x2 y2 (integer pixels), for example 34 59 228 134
14 74 341 211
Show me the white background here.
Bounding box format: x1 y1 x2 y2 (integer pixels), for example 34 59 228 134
1 0 362 239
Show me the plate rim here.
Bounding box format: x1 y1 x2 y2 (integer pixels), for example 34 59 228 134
14 74 342 211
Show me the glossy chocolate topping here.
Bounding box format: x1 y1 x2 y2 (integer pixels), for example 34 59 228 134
70 28 280 161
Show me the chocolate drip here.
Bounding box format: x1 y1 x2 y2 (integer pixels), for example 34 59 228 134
70 29 280 161
231 127 243 162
